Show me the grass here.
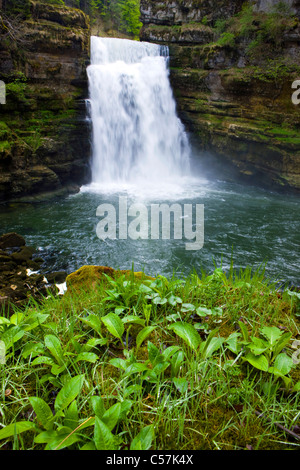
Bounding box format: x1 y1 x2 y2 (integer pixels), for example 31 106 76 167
0 264 299 450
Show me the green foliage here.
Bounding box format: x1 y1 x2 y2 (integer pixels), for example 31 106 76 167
38 0 66 5
6 76 28 104
216 32 235 48
212 1 297 54
0 266 299 450
88 0 142 38
4 0 31 18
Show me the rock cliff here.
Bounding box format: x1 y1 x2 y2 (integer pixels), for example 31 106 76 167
140 0 300 192
0 1 91 202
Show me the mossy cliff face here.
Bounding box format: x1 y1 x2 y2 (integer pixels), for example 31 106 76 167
140 0 300 192
0 1 91 202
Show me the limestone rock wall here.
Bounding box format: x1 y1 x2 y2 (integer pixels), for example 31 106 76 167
140 0 300 192
0 1 91 202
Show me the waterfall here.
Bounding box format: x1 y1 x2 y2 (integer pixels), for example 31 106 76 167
87 37 191 187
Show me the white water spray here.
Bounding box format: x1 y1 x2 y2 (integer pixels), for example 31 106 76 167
87 36 191 188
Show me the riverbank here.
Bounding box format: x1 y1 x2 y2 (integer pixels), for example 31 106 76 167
0 255 299 450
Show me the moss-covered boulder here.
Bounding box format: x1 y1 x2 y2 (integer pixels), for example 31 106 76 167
66 265 154 292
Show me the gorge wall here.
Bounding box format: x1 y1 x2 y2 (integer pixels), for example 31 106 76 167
140 0 300 192
0 0 91 203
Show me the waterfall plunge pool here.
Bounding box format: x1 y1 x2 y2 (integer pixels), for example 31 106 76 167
0 37 299 287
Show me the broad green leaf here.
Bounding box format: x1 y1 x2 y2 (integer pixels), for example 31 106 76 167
168 322 201 352
196 307 213 317
270 353 294 376
121 315 145 326
51 363 67 375
46 431 82 450
201 336 224 359
34 430 57 444
115 307 127 315
101 313 124 341
170 350 185 377
213 307 223 316
173 377 189 394
80 441 96 450
31 356 56 367
45 335 64 365
152 296 167 305
0 317 10 325
166 313 182 322
130 424 154 450
119 400 133 419
123 384 142 397
136 326 155 351
64 401 79 430
181 303 195 312
261 326 282 346
0 421 36 439
22 341 45 359
94 417 116 450
168 294 182 306
1 326 25 349
244 353 269 372
293 381 300 392
138 284 153 293
147 341 163 367
85 337 108 349
102 403 121 431
109 357 127 370
23 313 49 332
74 352 98 363
272 332 292 358
54 374 85 413
80 314 103 335
248 337 269 356
286 289 300 299
90 396 105 420
161 345 181 361
153 361 169 375
225 332 241 354
29 397 53 431
125 363 150 376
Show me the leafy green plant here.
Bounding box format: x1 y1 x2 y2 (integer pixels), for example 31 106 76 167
130 424 154 450
26 333 99 377
0 310 49 360
0 374 85 449
232 323 296 387
216 32 235 48
110 340 185 389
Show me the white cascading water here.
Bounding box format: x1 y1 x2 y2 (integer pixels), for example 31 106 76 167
86 36 191 189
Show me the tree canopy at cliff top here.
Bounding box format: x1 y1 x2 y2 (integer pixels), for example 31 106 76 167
1 0 142 38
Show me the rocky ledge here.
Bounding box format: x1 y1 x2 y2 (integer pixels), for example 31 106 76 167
0 232 67 312
0 1 91 203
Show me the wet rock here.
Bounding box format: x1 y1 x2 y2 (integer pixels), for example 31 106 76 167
0 232 69 313
0 232 26 249
45 271 67 284
11 246 36 264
